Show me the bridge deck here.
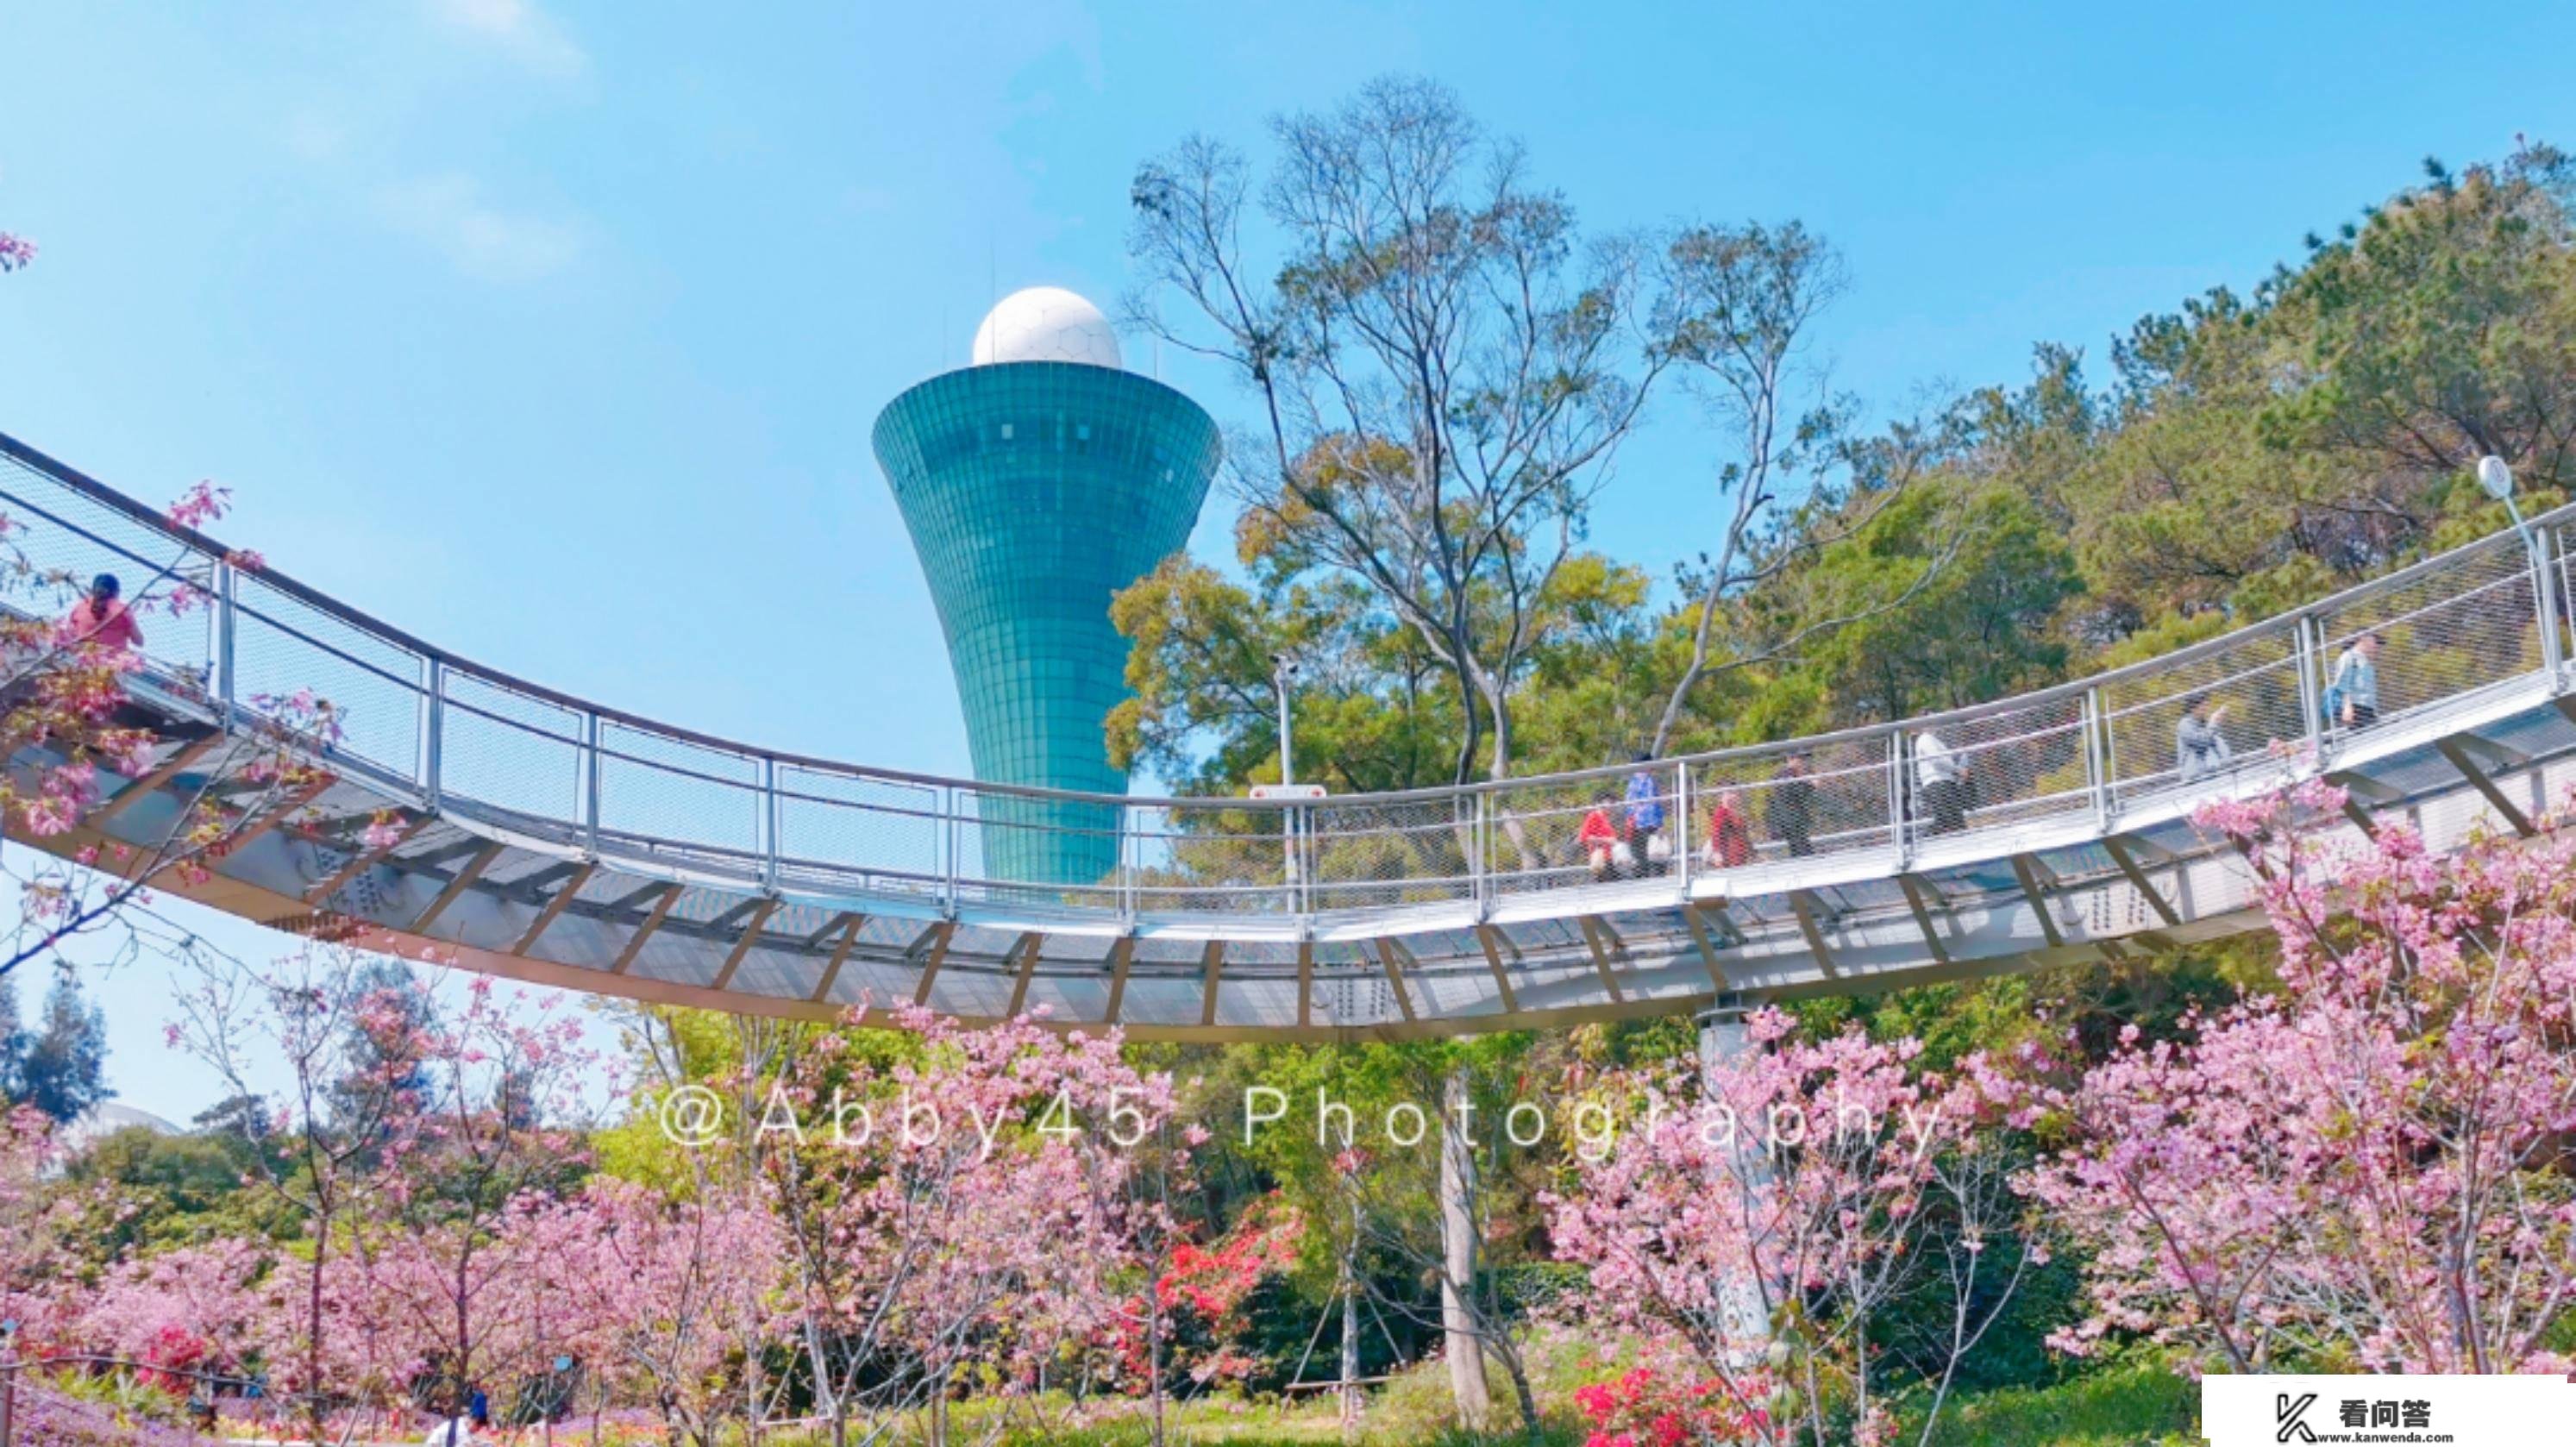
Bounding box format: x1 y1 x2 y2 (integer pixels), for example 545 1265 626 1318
7 429 2573 1039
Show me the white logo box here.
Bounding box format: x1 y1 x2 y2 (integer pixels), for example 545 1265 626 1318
2203 1374 2575 1445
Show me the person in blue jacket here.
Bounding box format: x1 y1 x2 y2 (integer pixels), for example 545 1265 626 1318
1622 752 1668 874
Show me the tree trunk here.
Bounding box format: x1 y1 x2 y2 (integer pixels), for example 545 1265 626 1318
1149 1227 1169 1447
1505 1350 1545 1447
1701 1010 1776 1364
1339 1203 1362 1443
306 1212 329 1445
803 1324 837 1431
1438 1068 1492 1431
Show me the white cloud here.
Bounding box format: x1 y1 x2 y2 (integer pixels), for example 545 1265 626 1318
374 173 583 283
283 110 348 164
425 0 587 79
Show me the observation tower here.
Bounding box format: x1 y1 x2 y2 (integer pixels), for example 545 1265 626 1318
873 288 1222 886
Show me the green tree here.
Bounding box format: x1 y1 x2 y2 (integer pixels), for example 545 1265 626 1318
2 972 111 1124
1744 480 2081 731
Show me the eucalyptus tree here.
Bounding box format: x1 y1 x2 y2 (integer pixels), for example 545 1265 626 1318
1128 75 1677 786
1646 221 1971 755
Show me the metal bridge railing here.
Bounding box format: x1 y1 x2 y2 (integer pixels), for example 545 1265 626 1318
3 429 2570 937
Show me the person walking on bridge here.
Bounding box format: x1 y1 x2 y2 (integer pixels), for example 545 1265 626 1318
1622 752 1669 874
1915 729 1969 836
1767 750 1817 857
1703 788 1756 869
2176 692 2234 784
2327 630 2381 730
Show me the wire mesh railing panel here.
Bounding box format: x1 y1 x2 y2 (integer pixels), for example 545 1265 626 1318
440 669 584 821
774 763 943 887
2316 538 2541 735
1307 793 1476 911
1686 735 1898 871
1482 762 1680 899
2560 529 2576 659
2097 624 2307 805
1125 800 1293 914
0 453 218 685
949 782 1124 911
1908 695 2090 842
229 575 425 779
598 718 762 855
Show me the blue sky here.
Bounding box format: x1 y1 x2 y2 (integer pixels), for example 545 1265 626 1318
3 0 2570 1118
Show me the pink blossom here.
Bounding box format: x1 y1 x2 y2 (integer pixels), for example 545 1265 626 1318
22 795 74 836
166 479 231 529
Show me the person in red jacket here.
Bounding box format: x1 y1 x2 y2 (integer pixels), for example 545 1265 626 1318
1577 795 1624 880
1704 788 1756 869
60 573 143 653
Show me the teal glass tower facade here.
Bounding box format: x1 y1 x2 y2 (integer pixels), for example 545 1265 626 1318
873 360 1221 886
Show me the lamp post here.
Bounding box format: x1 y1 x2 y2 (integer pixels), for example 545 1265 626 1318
1275 654 1302 904
1273 653 1300 786
2482 454 2564 676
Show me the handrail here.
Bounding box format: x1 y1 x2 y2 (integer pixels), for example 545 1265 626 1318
3 423 2570 924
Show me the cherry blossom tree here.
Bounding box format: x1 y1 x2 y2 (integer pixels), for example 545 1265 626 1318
1549 1013 2033 1447
353 975 597 1422
166 945 436 1438
2025 781 2576 1375
530 1176 780 1446
0 1105 88 1350
752 1006 1178 1447
610 1006 812 1438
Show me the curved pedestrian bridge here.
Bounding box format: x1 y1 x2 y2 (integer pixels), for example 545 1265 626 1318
8 429 2575 1040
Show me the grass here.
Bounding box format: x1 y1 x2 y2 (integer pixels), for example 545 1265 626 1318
806 1359 2200 1445
1903 1360 2201 1447
864 1362 2203 1446
439 1346 2209 1446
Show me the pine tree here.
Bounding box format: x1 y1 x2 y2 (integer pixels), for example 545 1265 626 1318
2 972 112 1123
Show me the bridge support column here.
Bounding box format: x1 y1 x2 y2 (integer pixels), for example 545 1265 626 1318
1696 993 1756 1081
1695 996 1775 1365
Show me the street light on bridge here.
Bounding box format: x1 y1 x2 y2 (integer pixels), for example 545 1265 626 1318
2479 454 2528 536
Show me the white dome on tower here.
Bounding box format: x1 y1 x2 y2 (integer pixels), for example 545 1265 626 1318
970 285 1123 370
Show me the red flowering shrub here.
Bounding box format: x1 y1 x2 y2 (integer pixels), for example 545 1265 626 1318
1572 1365 1772 1447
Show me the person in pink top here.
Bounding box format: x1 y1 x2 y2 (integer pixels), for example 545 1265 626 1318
60 573 143 653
